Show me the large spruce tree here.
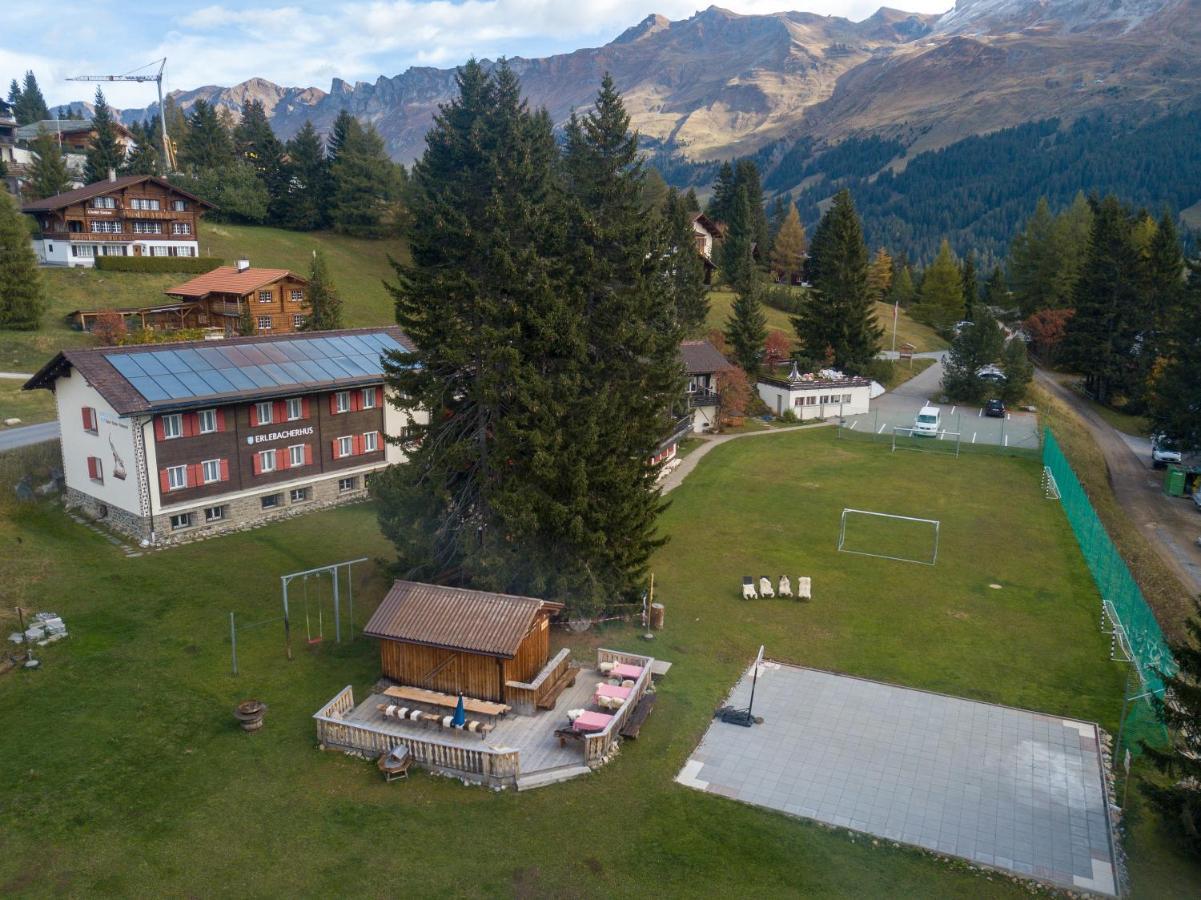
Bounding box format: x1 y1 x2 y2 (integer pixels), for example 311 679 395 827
1060 196 1142 404
281 121 330 230
83 88 126 184
912 239 965 334
0 189 47 329
13 71 49 125
300 248 342 331
27 129 72 199
329 119 397 237
793 188 880 371
706 161 735 225
1150 258 1201 452
179 99 234 171
234 100 288 222
719 186 758 295
663 187 708 334
725 284 768 375
770 202 806 284
122 120 161 176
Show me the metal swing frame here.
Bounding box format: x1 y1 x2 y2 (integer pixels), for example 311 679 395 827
281 558 368 660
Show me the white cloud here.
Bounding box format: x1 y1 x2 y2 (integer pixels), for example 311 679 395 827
8 0 955 106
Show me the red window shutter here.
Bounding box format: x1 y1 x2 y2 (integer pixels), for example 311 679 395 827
304 444 313 466
181 413 194 438
86 457 95 479
351 390 362 412
274 400 286 423
331 439 340 460
154 417 165 441
216 408 226 432
301 397 311 419
220 459 230 482
82 408 92 431
355 434 364 455
159 469 170 493
278 451 290 472
250 404 259 427
252 453 262 476
329 394 338 415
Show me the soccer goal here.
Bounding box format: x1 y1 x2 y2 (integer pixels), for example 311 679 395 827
837 508 941 565
891 425 961 458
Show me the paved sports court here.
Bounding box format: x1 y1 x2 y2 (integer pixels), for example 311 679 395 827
677 663 1116 895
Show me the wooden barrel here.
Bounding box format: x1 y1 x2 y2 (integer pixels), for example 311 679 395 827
650 603 665 630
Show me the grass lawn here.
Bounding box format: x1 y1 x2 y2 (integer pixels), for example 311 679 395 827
5 427 1193 896
0 379 56 425
879 357 936 391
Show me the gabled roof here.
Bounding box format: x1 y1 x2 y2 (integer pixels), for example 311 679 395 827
24 326 414 415
16 118 133 142
20 174 213 212
363 581 565 659
691 211 720 237
166 267 305 299
680 340 732 376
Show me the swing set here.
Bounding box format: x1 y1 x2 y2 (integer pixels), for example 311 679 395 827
280 558 368 660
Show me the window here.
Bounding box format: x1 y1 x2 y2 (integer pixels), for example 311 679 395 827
171 200 187 212
204 505 225 523
167 465 187 491
171 222 191 235
842 393 852 403
259 449 277 473
819 395 828 404
171 246 195 257
286 398 303 421
337 436 354 458
161 413 182 439
86 456 103 483
129 198 161 210
170 512 193 530
290 289 304 302
363 431 379 452
98 244 127 256
132 221 162 234
257 316 272 330
334 391 350 413
91 196 117 209
289 487 310 504
805 396 817 406
81 407 98 433
201 459 221 484
288 444 305 467
90 220 121 233
198 409 217 434
292 314 305 329
338 477 358 492
261 494 281 510
793 397 803 408
73 244 96 258
258 290 273 303
151 246 169 256
362 387 377 409
254 401 273 425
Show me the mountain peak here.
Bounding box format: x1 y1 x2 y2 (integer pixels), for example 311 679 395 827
936 0 1172 35
613 13 671 44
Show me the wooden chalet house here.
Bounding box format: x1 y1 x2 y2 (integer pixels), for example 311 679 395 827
692 212 720 284
22 174 211 267
16 118 135 154
163 262 311 336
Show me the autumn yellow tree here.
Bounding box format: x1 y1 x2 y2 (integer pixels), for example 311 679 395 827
769 202 806 283
866 247 893 304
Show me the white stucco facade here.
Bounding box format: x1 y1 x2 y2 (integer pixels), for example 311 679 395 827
31 239 201 268
757 377 872 421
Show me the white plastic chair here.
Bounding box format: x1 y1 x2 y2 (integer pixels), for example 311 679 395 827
778 575 793 597
759 576 775 598
797 576 812 601
742 577 757 600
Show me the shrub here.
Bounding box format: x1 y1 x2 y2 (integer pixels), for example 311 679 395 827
91 309 127 346
763 283 802 314
94 256 223 274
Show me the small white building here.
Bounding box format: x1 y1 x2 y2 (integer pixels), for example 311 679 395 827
680 339 731 433
757 364 872 421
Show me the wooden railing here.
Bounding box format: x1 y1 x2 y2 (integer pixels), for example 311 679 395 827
583 649 655 765
313 686 521 785
506 648 572 716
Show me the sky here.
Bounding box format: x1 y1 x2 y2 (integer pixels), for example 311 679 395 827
1 1 953 110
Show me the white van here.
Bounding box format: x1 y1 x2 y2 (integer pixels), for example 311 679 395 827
913 404 940 437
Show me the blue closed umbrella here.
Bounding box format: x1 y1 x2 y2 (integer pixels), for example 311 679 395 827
452 692 466 728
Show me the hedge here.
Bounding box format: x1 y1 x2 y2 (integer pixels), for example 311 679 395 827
94 256 224 274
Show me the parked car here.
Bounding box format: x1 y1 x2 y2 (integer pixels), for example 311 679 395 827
1151 434 1183 469
984 399 1006 418
977 365 1006 384
913 404 940 437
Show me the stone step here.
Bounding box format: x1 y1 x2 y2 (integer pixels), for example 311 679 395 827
515 764 591 792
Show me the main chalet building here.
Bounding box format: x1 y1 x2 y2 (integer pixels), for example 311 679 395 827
25 327 423 545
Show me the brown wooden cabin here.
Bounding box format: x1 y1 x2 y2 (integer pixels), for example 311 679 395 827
165 264 311 336
363 581 564 704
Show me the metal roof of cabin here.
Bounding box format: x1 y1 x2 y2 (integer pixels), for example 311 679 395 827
363 581 565 659
24 326 414 415
20 174 212 212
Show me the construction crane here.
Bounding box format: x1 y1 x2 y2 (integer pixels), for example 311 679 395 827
67 58 175 173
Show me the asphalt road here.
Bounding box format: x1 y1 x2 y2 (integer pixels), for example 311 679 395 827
844 353 1041 450
1036 370 1201 629
0 421 60 451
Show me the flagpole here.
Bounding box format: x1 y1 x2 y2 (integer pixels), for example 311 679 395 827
891 301 899 354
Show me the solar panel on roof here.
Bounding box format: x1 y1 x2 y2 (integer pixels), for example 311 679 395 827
259 344 291 364
297 360 329 381
174 348 212 371
237 346 272 365
222 368 257 391
241 366 277 389
340 335 375 355
259 363 291 385
128 375 170 401
154 372 194 397
176 372 212 395
107 354 149 380
155 350 192 374
133 354 170 376
278 362 310 383
198 370 236 394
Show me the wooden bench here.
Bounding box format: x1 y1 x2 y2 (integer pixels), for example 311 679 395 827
554 727 585 748
376 704 495 740
535 664 579 710
619 693 657 740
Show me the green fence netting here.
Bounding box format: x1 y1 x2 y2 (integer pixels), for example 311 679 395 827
1043 428 1175 699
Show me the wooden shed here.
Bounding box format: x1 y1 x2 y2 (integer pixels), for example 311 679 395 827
362 581 564 703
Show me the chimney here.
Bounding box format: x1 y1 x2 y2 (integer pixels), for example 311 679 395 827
236 258 250 272
107 168 116 183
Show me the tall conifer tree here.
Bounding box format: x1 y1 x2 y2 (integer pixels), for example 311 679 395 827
301 248 343 331
179 99 233 171
234 100 288 221
27 129 72 199
84 88 125 183
326 110 355 163
725 285 768 375
329 119 397 237
0 189 46 329
912 240 965 333
720 187 758 295
793 189 880 371
281 121 330 230
14 71 49 125
663 187 708 334
1150 258 1201 452
706 161 735 225
770 202 806 284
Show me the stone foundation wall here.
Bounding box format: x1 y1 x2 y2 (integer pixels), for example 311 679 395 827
66 475 374 548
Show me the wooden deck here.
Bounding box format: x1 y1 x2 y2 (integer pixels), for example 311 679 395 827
316 649 658 788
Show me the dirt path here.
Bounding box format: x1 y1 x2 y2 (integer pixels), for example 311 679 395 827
660 422 832 493
1035 369 1201 606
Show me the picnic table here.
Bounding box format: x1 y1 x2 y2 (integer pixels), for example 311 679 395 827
610 663 643 681
383 685 511 718
572 711 613 733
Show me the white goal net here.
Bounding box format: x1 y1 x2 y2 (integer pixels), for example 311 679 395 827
837 508 941 566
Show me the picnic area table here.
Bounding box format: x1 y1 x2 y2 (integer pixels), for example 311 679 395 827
610 663 643 681
383 685 511 718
